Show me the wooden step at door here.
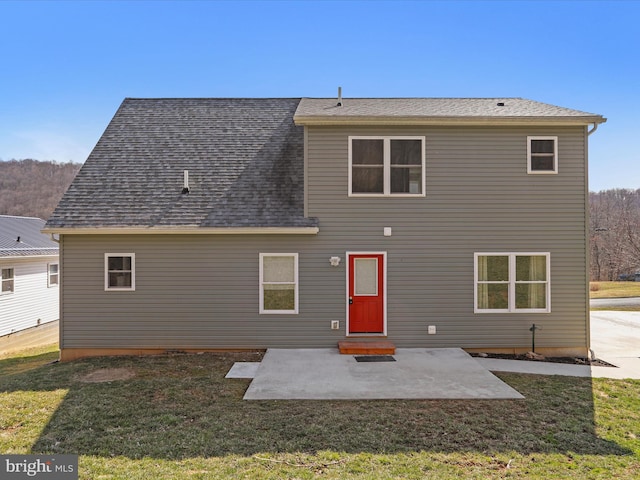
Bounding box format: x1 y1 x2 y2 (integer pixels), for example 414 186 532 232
338 340 395 355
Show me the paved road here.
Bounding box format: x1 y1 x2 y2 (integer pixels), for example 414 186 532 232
590 297 640 308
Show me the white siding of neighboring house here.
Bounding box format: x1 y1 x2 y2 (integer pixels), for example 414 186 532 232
0 256 59 337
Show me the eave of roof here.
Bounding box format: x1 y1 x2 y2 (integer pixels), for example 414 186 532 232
0 248 59 258
293 115 606 126
42 226 320 235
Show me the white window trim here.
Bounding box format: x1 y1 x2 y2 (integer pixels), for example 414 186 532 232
259 253 299 314
474 252 551 313
1 267 15 296
348 136 426 197
48 263 59 288
527 136 558 174
104 253 136 291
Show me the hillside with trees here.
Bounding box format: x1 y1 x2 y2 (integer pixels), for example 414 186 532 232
0 159 81 220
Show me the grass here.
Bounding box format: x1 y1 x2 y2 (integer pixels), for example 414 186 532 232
2 348 640 479
590 281 640 299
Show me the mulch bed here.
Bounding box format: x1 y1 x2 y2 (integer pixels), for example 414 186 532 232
469 352 616 367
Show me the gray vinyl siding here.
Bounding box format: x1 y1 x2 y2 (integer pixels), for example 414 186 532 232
60 125 589 351
305 125 588 350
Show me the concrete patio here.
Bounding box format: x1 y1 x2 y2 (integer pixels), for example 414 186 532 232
234 348 525 400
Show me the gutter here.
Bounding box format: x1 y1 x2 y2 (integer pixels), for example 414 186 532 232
294 115 607 127
41 226 320 235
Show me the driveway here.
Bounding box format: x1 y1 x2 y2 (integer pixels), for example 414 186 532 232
590 310 640 358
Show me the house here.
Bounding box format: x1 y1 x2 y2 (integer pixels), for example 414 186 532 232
0 215 59 347
44 96 606 361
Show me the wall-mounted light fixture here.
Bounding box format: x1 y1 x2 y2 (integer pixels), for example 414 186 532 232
329 256 341 267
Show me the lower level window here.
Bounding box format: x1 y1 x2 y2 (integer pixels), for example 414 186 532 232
1 268 14 294
105 254 135 291
48 263 59 287
260 253 298 314
475 253 550 313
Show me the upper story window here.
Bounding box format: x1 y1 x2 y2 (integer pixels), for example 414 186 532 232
475 253 550 313
349 136 425 196
105 254 135 291
48 263 59 287
527 136 558 174
1 268 14 295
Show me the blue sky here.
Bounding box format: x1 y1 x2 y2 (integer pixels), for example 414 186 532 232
1 0 638 191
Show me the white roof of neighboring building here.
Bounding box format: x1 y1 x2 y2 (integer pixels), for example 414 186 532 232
0 215 59 257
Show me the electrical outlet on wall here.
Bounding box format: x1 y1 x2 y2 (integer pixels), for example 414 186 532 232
331 321 340 330
428 325 437 335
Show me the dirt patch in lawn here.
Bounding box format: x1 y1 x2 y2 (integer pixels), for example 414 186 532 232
78 368 136 383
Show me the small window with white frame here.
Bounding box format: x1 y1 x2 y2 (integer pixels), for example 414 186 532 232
1 267 14 295
349 136 425 196
105 254 135 291
475 253 550 313
527 136 558 174
259 253 298 314
48 263 59 287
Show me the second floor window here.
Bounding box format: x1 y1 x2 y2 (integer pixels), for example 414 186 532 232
349 136 425 196
528 136 558 174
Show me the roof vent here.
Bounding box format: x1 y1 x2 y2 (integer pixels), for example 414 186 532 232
182 170 190 194
337 86 342 107
497 102 505 107
16 236 20 243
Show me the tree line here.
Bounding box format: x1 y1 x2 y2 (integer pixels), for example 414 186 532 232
590 189 640 281
0 159 81 220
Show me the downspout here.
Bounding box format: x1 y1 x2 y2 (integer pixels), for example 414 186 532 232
585 124 594 357
47 231 62 360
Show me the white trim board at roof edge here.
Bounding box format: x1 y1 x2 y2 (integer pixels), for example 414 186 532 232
293 116 605 127
41 227 320 235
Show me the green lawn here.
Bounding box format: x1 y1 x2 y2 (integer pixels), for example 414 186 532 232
590 281 640 299
2 346 640 479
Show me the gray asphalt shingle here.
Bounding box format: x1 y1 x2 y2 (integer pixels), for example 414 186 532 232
294 97 605 122
46 98 317 229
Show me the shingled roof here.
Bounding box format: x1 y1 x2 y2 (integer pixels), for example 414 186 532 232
294 97 606 125
0 216 59 257
45 98 318 231
45 96 605 232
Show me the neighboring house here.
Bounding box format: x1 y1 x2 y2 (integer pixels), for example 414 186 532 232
44 97 606 361
0 215 59 337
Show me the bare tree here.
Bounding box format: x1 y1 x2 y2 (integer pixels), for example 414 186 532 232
590 189 640 281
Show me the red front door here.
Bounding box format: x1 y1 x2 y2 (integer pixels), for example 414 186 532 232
348 254 385 334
